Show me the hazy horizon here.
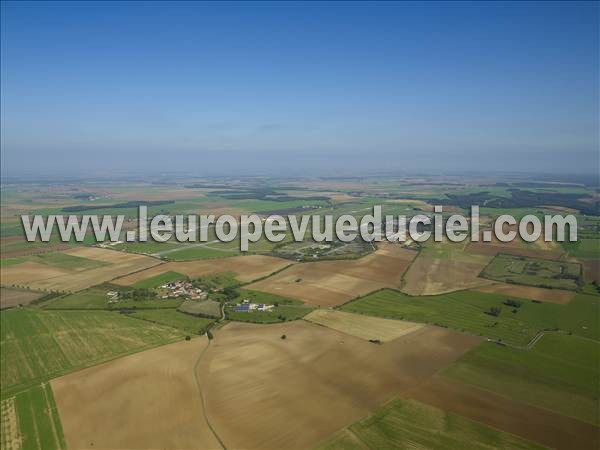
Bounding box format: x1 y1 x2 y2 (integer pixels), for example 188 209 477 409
1 1 598 177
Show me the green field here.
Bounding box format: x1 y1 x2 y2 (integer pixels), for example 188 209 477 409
481 254 581 290
33 252 109 271
236 289 302 305
164 245 242 260
318 398 544 450
561 239 600 259
341 290 599 346
42 286 183 310
443 334 600 425
127 309 214 335
1 308 185 397
132 271 186 289
1 384 65 450
225 304 313 323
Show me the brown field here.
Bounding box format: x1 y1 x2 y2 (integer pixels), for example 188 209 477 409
0 247 160 292
304 309 423 342
199 321 480 450
402 257 494 295
582 259 600 283
0 287 44 309
475 283 576 304
247 244 416 307
407 377 599 450
52 338 220 450
113 255 292 285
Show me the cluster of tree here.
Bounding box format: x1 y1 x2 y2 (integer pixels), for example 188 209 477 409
486 306 502 317
120 288 156 300
438 189 598 215
503 299 522 308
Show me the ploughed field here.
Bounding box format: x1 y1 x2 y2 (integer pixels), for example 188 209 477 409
247 244 416 307
51 338 220 450
198 321 480 449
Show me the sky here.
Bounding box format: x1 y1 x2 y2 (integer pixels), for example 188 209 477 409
1 1 598 178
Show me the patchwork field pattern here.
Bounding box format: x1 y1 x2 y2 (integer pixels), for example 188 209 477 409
113 255 292 285
52 338 220 450
342 290 599 346
481 254 581 291
199 321 479 449
0 384 65 450
408 377 599 450
247 244 416 306
475 283 575 304
442 334 600 426
304 309 423 342
319 398 544 450
0 288 44 310
1 309 184 397
402 239 494 295
1 247 160 293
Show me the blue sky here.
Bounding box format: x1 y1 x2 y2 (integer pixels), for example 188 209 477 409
1 1 598 176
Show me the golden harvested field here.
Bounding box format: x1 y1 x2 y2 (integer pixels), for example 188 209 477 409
0 247 160 292
52 338 220 450
304 309 423 342
402 257 493 295
0 288 44 309
475 283 576 304
407 377 599 450
247 244 416 307
199 321 480 449
113 255 292 285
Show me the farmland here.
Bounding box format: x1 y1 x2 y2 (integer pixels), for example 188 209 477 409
198 321 479 449
126 309 214 335
112 255 292 285
1 175 598 450
401 238 494 295
319 398 544 450
442 334 600 425
341 289 599 346
0 288 45 310
1 308 185 397
1 384 65 450
51 338 220 450
247 244 416 307
304 309 423 342
481 254 582 290
0 247 160 293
